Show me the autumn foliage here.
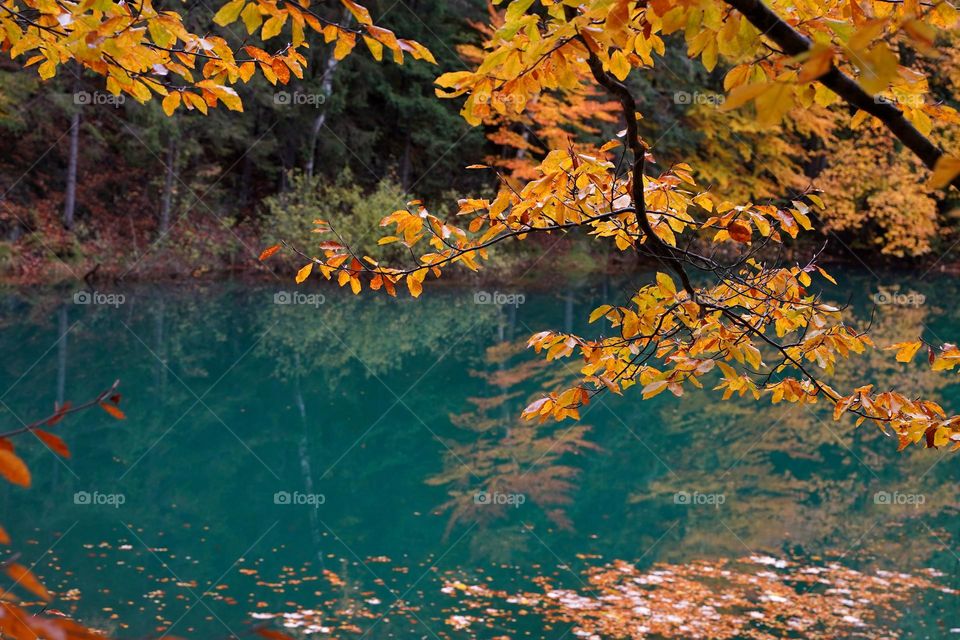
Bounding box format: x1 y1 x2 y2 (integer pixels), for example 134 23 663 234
6 0 960 635
263 0 960 455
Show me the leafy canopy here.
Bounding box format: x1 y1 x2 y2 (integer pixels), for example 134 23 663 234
7 0 960 458
266 0 960 455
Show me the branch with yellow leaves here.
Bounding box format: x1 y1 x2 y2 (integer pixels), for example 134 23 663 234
723 0 960 188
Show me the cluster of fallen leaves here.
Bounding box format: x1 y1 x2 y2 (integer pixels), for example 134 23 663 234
440 555 953 639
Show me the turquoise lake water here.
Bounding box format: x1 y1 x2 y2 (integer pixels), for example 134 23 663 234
0 271 958 638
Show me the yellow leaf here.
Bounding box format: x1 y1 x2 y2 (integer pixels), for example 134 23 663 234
341 0 372 25
929 155 960 189
241 3 263 33
609 50 630 81
363 35 383 61
719 82 770 112
816 266 837 285
798 46 833 83
889 340 922 363
261 14 287 40
589 305 612 323
641 380 668 399
295 262 313 284
656 272 676 296
406 274 423 298
162 91 181 116
213 0 245 26
334 31 357 60
38 59 57 80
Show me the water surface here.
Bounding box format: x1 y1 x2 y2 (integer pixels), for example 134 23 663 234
1 271 958 638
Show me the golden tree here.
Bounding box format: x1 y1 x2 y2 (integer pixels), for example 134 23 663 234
266 0 960 454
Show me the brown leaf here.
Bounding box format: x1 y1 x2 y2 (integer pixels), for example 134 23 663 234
257 630 296 640
924 426 938 449
727 221 752 243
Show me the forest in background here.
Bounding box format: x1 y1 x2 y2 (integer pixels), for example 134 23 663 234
2 0 960 284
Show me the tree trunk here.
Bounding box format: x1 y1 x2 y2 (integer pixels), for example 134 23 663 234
304 15 347 178
159 135 178 236
56 304 68 406
63 110 80 230
153 297 167 393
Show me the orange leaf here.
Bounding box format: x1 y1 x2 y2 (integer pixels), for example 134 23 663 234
5 563 51 601
35 430 70 458
259 244 281 261
0 450 30 487
99 403 126 420
272 57 291 83
257 630 296 640
244 45 273 64
0 525 9 544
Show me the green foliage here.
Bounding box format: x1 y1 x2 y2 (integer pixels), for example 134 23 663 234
262 169 413 263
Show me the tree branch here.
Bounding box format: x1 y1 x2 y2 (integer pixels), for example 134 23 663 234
723 0 955 186
0 380 120 440
575 32 698 298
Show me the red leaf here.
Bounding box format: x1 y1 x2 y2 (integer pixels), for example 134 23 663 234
35 430 70 458
45 401 72 426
